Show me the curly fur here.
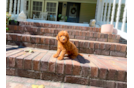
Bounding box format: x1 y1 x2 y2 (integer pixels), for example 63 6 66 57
53 31 81 60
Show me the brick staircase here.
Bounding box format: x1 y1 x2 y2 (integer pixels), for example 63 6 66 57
6 21 127 88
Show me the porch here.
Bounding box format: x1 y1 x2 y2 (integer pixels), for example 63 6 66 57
6 0 127 39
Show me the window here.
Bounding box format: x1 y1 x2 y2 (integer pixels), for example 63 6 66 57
32 1 43 18
45 1 58 21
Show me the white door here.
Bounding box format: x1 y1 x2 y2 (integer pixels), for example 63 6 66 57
45 1 58 21
31 0 44 19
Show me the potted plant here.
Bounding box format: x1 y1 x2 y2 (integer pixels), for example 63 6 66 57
8 13 20 25
58 14 67 22
6 12 11 31
9 19 19 25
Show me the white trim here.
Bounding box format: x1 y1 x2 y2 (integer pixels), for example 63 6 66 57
117 29 127 40
115 0 122 29
95 0 99 22
17 0 21 14
126 0 134 5
9 0 13 14
121 0 127 32
110 0 116 24
100 0 104 22
13 0 17 15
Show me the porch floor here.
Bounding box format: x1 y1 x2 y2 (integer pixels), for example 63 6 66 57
26 19 100 27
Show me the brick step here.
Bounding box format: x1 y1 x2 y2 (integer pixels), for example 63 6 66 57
18 21 101 32
6 47 127 88
8 25 120 43
6 33 127 57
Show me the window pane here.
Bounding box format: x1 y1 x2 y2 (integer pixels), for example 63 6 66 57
36 7 38 10
47 3 49 7
40 2 42 6
54 3 56 7
47 8 49 12
53 8 56 12
33 7 35 10
36 2 39 6
40 7 42 11
50 8 52 12
33 2 35 5
50 3 52 7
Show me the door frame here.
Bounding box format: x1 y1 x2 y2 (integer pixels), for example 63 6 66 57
30 0 45 18
45 1 59 21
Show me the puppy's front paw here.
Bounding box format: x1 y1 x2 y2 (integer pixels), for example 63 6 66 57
53 54 58 58
57 56 63 60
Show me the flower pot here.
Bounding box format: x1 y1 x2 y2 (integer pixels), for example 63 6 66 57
9 20 19 25
101 24 113 34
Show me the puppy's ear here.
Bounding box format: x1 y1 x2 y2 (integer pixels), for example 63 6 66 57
67 34 70 41
56 35 59 40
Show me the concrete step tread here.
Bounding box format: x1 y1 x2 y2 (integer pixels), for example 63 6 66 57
6 75 102 88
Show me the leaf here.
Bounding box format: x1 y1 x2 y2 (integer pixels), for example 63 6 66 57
6 27 9 30
58 14 62 18
29 49 32 53
65 16 67 22
32 85 45 88
32 85 38 88
14 20 17 23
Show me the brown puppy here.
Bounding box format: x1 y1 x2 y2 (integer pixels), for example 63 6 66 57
53 31 81 60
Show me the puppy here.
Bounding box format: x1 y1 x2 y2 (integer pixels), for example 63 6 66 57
53 31 82 60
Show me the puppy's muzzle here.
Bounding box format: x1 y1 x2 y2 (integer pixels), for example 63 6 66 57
63 38 65 40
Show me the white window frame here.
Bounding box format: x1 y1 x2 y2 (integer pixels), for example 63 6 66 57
45 1 58 21
30 0 45 18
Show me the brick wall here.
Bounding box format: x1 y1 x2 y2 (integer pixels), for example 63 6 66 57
6 49 127 87
19 21 101 32
6 33 127 57
7 25 120 43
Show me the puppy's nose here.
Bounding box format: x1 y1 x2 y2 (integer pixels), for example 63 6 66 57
63 38 65 40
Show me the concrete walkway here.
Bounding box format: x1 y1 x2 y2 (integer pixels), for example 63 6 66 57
6 76 100 88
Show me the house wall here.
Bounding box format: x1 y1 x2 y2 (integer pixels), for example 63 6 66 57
26 0 97 21
79 3 96 23
61 2 67 16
